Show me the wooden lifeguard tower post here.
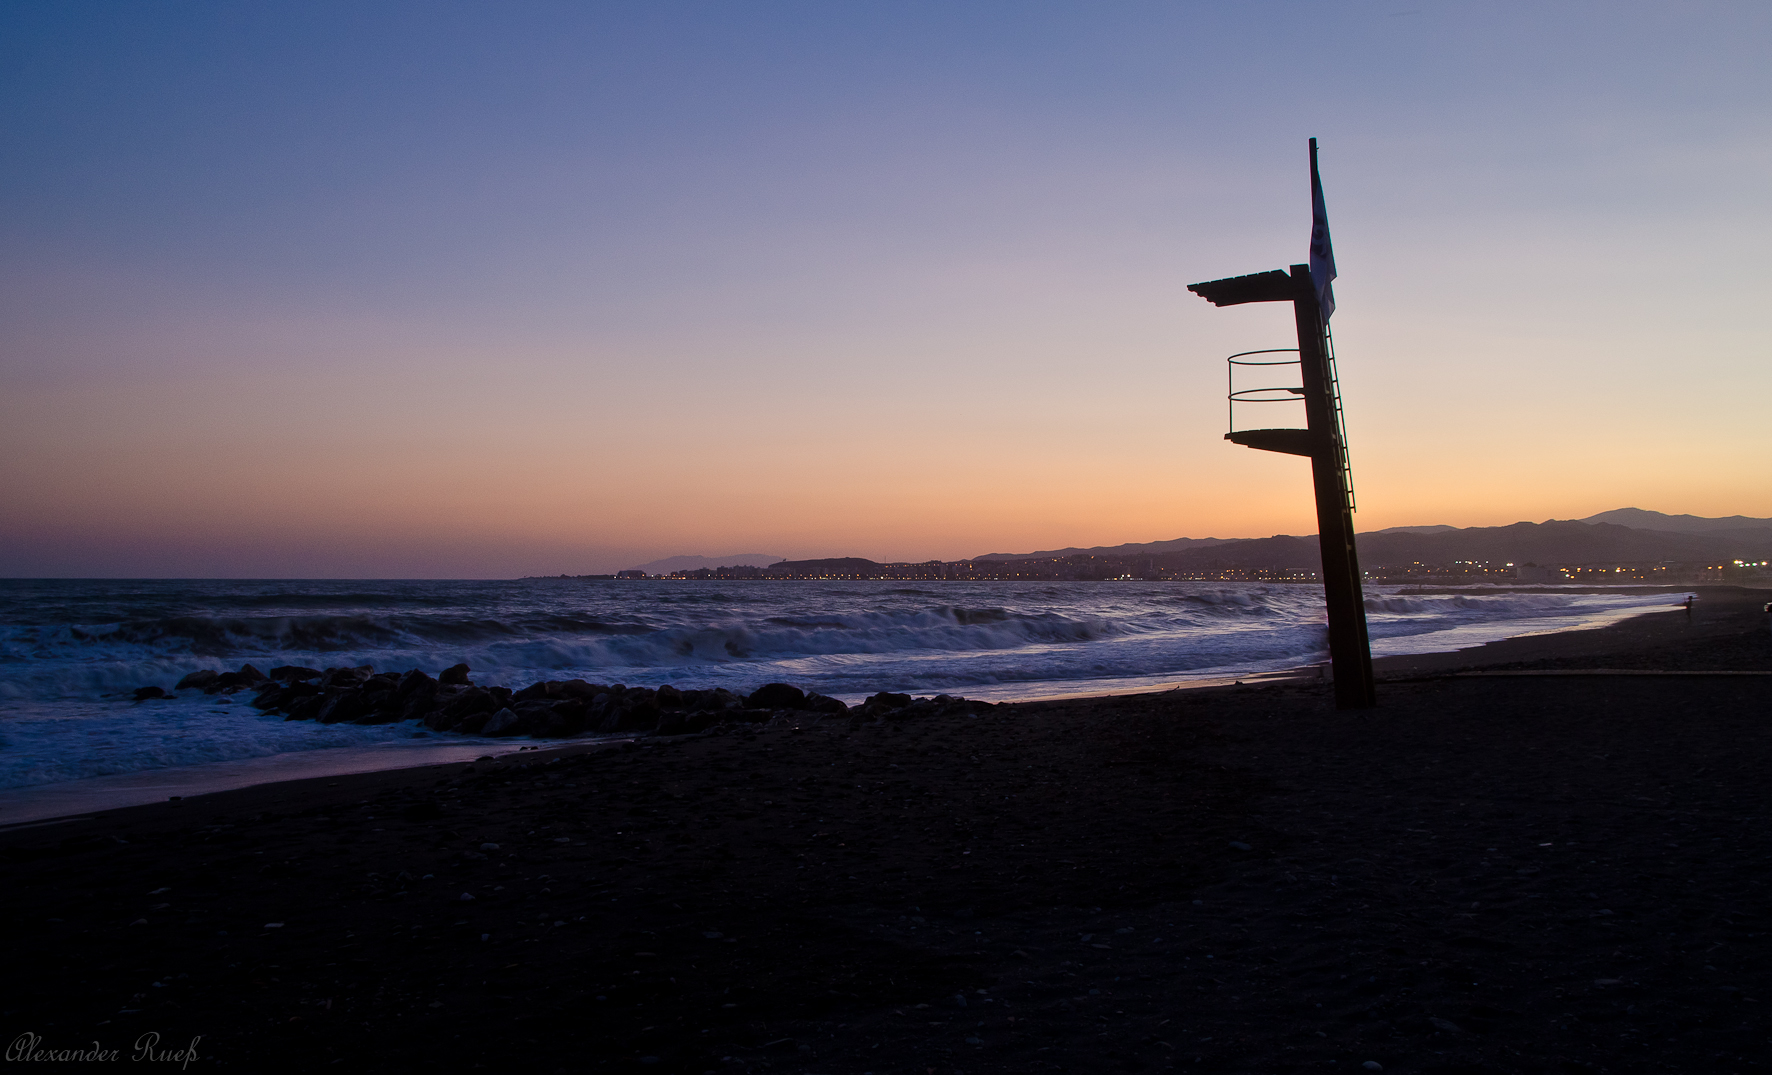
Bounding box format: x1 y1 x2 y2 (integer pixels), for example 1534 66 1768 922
1187 139 1377 708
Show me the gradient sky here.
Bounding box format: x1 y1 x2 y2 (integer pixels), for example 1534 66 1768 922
3 2 1768 577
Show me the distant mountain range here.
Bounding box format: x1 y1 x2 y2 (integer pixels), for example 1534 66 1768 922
628 510 1772 579
1368 524 1459 535
1576 508 1772 533
1154 520 1772 572
973 509 1772 566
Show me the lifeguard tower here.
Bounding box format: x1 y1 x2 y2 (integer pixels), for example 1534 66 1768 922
1186 140 1376 708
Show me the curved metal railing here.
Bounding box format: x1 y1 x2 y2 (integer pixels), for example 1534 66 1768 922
1226 349 1305 435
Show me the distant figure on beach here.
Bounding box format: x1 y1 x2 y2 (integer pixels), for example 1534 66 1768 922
1685 595 1694 616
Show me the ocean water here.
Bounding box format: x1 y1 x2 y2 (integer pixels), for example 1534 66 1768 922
0 579 1683 794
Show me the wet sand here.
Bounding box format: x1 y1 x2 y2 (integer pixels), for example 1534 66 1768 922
3 587 1768 1073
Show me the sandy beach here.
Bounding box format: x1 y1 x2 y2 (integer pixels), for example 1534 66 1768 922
3 587 1768 1073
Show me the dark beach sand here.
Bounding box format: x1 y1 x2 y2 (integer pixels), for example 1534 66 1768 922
4 587 1768 1073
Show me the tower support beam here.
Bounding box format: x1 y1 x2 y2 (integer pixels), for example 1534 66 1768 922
1287 265 1376 708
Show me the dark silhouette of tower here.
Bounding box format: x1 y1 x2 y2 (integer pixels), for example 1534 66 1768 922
1187 139 1376 708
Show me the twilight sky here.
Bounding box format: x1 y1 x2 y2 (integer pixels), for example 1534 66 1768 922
3 2 1768 577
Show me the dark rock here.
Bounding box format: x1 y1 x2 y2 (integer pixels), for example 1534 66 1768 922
425 687 496 731
549 698 590 735
524 702 576 739
482 708 523 737
132 686 168 701
931 695 992 716
557 679 602 700
617 697 662 731
268 665 322 682
351 690 404 724
657 710 722 736
284 694 328 722
236 663 268 686
250 685 290 711
320 665 374 690
489 686 514 707
175 670 220 691
395 669 436 699
746 683 805 709
803 692 848 715
654 684 684 708
512 682 555 703
439 663 473 686
399 679 441 721
255 681 319 712
453 708 494 735
890 700 939 720
863 691 914 711
317 691 371 725
688 688 743 712
595 697 652 740
208 671 257 693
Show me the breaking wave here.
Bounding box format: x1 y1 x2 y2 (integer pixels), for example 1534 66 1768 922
0 578 1686 790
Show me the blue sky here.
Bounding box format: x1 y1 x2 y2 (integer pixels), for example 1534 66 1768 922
3 2 1768 576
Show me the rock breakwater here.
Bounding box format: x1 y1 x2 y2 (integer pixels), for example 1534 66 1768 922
136 663 995 740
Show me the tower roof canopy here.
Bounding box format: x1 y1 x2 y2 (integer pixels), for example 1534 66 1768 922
1187 269 1295 307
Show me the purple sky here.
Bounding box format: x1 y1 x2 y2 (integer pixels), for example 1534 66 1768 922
3 2 1768 576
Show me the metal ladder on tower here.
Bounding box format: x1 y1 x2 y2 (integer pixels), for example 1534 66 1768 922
1324 323 1356 514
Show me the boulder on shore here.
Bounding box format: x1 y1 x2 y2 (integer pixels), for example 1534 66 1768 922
803 692 848 715
482 708 523 737
175 670 220 691
209 664 268 693
746 683 805 709
320 666 373 690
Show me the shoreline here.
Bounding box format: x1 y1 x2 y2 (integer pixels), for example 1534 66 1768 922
2 591 1766 1071
4 586 1761 826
